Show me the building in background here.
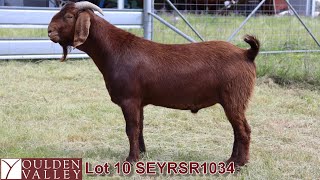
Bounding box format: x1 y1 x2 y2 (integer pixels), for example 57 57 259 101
0 0 48 7
0 0 317 16
0 0 142 8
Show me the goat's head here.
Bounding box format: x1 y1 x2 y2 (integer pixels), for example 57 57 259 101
48 1 103 61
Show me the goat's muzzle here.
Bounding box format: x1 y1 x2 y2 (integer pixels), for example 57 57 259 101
48 28 60 43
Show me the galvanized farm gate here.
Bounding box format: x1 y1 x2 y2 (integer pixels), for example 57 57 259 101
0 0 150 59
0 0 320 60
149 0 320 54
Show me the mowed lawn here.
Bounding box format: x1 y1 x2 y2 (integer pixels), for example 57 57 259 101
0 60 319 179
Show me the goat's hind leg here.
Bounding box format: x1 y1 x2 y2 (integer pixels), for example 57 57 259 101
223 105 251 167
139 107 146 153
220 75 254 167
227 128 239 164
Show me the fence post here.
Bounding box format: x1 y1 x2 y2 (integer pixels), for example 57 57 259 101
143 0 153 40
118 0 124 9
312 0 316 17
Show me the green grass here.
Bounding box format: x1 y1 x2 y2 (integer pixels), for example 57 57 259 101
0 60 319 179
256 53 320 86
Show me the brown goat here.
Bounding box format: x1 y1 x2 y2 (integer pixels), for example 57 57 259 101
48 1 260 167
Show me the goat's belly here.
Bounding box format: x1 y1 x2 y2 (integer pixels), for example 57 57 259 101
154 101 218 111
143 77 221 110
145 91 219 111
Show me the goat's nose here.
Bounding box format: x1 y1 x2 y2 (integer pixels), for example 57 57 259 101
48 29 52 37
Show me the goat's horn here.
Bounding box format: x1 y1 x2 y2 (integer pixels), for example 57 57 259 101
75 1 104 16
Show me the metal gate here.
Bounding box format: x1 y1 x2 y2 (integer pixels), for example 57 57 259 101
1 0 320 60
148 0 320 54
0 0 145 59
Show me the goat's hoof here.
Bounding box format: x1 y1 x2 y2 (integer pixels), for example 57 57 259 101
226 158 248 171
226 157 236 164
191 109 199 113
125 156 139 163
235 162 248 169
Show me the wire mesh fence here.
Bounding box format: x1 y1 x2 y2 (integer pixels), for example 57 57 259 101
153 0 320 53
152 0 320 85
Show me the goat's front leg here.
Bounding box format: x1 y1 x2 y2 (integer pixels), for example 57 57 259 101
121 99 141 163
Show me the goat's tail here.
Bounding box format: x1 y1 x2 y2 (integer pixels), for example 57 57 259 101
244 35 260 62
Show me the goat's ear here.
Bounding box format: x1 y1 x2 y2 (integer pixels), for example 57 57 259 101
73 12 91 48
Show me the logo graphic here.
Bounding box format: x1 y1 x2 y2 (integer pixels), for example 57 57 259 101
1 159 22 179
0 158 82 180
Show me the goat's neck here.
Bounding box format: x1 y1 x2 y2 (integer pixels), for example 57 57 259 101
77 16 134 75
